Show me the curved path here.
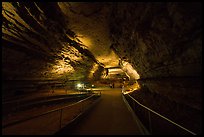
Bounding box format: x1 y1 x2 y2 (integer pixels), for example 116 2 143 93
57 87 145 135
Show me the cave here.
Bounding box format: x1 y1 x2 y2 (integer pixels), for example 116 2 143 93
2 2 202 135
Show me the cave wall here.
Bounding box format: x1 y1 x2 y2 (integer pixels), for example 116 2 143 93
2 2 103 96
2 2 98 81
110 2 202 78
109 2 202 110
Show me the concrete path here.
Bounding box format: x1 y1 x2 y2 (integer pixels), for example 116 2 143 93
57 88 144 135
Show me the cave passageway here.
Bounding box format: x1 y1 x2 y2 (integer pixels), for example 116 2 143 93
2 2 202 135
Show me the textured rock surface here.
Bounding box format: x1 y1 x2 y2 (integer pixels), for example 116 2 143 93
2 2 102 82
58 2 120 68
109 2 202 78
109 2 202 108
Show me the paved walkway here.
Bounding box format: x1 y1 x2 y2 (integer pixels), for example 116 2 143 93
57 88 144 135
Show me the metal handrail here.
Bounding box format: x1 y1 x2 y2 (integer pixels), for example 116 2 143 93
3 94 89 109
124 93 196 135
3 92 88 104
3 93 100 129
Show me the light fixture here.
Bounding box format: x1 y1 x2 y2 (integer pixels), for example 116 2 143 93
77 83 83 88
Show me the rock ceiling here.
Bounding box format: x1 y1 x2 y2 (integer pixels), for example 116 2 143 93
2 2 122 81
58 2 120 68
2 2 201 82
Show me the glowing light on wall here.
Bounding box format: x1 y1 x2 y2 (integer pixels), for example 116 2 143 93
122 81 141 94
108 68 124 74
121 60 140 80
